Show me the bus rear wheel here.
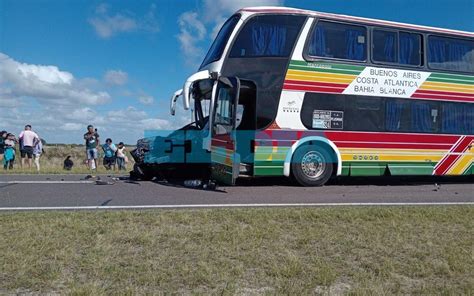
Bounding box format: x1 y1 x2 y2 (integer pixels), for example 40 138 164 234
291 145 333 187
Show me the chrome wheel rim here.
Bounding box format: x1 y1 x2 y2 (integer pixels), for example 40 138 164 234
301 151 326 179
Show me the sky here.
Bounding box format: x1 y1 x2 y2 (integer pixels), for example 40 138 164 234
0 0 473 144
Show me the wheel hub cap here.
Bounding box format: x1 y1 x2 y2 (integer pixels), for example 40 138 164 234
301 151 326 179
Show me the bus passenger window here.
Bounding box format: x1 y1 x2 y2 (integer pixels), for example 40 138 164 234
400 32 421 66
372 30 421 66
373 30 398 63
428 36 474 72
442 103 474 134
229 15 305 58
345 97 384 131
411 101 438 133
386 100 410 131
307 21 367 61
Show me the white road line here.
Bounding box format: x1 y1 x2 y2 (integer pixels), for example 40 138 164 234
0 202 473 211
0 181 94 184
0 181 95 184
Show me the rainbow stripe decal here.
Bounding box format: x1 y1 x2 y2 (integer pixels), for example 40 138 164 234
433 136 474 175
283 61 474 103
253 130 474 177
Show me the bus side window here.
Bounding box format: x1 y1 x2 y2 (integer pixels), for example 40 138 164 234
373 29 398 63
385 99 439 133
411 101 439 133
307 21 367 61
428 36 474 73
372 29 422 66
386 100 410 131
345 97 384 131
399 32 422 66
213 88 234 135
229 15 305 58
442 102 474 134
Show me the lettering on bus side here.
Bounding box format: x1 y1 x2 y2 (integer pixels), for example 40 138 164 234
343 67 431 98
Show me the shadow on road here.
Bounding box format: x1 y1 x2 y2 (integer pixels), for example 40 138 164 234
234 175 473 187
139 174 474 190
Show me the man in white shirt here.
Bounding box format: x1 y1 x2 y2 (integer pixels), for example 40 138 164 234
18 125 39 169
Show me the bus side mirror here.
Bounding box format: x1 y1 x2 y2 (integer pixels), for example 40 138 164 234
170 89 183 116
182 70 211 110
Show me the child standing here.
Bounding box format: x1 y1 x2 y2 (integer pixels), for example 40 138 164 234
116 142 127 171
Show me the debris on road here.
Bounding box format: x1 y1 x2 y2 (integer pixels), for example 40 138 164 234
183 179 218 191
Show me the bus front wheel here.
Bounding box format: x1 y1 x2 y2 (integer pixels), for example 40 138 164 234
291 145 333 187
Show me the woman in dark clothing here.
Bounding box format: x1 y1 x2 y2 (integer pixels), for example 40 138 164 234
0 131 7 164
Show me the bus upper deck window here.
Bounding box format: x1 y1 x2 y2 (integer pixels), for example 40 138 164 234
372 30 422 66
229 15 306 58
428 35 474 73
308 21 367 61
399 32 421 66
373 30 398 63
200 15 240 68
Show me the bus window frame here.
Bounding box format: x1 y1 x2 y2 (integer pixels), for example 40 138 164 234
370 28 424 68
302 18 474 75
426 33 474 74
221 13 309 131
200 14 242 69
225 13 309 60
303 18 370 65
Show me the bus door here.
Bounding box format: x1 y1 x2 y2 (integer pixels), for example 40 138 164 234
210 77 241 185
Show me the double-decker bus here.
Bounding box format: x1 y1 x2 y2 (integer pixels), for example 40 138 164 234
132 7 474 186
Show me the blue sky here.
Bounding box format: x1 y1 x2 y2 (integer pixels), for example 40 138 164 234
0 0 473 143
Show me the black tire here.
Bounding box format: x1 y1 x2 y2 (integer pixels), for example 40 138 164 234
291 145 334 187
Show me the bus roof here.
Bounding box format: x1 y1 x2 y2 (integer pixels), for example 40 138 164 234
238 7 474 38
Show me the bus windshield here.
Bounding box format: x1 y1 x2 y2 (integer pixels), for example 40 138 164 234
200 15 240 69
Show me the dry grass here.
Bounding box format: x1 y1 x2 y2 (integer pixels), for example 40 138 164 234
1 144 134 174
0 207 472 295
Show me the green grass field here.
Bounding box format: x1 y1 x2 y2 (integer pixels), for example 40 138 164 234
1 207 472 295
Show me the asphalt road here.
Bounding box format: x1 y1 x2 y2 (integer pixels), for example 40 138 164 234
0 174 472 209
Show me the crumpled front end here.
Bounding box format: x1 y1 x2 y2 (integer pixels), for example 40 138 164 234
130 138 150 164
130 128 211 180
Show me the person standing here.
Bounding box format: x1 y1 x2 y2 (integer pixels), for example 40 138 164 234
116 142 127 171
84 125 100 171
18 125 39 169
33 138 43 172
102 138 117 170
0 131 6 164
3 133 16 170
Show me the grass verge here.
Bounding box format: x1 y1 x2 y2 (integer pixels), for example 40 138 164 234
1 144 134 174
0 207 472 295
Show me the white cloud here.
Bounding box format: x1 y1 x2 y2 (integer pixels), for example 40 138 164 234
89 3 159 39
177 12 207 65
0 104 177 144
140 118 171 130
89 14 137 39
0 53 179 144
138 95 154 105
107 106 147 120
104 70 128 85
177 0 284 66
61 123 83 131
0 52 110 106
95 3 109 14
